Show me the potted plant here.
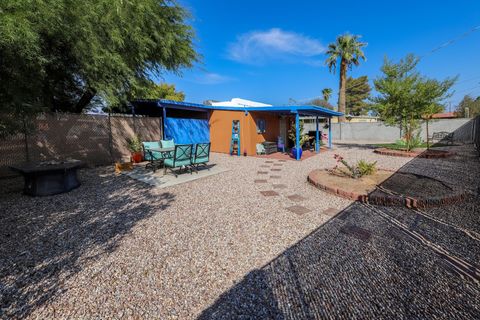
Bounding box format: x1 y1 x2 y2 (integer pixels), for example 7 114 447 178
126 135 143 163
288 120 309 159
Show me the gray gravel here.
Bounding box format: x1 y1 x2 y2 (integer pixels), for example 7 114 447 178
1 144 479 319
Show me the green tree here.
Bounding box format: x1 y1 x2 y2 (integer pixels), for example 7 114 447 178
133 82 185 102
321 88 333 102
0 0 197 117
373 54 456 151
110 82 185 113
346 76 371 115
308 98 334 110
325 33 367 122
455 95 480 118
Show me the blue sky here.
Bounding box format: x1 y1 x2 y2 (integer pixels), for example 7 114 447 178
162 0 480 109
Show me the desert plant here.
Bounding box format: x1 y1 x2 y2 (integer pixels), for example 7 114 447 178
357 159 377 176
126 135 142 153
332 154 377 179
394 131 423 151
288 119 309 147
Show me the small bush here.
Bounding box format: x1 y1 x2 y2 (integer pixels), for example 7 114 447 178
126 135 142 153
333 154 377 179
357 160 377 176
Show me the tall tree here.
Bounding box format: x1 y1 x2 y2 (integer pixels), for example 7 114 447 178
308 98 334 110
109 82 185 113
321 88 333 102
325 33 367 122
373 54 456 151
455 95 480 118
346 76 371 115
0 0 197 117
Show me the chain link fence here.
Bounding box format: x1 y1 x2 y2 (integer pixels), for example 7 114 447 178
0 113 162 177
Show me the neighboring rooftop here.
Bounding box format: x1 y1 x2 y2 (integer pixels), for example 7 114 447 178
431 112 458 119
210 98 272 108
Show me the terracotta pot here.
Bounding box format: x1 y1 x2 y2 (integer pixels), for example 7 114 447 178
131 152 143 163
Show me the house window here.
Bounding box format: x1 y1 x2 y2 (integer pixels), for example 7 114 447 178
256 118 266 133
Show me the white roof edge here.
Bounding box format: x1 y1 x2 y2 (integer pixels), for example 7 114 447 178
211 97 272 107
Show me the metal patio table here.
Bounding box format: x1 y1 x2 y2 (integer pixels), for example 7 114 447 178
145 147 174 172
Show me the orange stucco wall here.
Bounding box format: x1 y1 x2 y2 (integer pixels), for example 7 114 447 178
209 110 281 155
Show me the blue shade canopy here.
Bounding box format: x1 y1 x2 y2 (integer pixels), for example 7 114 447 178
133 99 343 118
164 117 210 144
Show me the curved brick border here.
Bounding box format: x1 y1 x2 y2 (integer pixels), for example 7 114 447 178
373 148 455 159
307 169 466 209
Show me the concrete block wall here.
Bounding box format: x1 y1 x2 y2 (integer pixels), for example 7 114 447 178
304 118 472 143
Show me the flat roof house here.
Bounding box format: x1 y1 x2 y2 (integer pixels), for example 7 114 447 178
132 99 343 160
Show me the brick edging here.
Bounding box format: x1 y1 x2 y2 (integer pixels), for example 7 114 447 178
307 170 466 209
373 148 455 159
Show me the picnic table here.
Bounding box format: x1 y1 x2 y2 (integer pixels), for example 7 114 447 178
10 160 84 196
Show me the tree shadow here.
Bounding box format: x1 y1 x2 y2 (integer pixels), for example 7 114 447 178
199 120 480 319
0 168 175 318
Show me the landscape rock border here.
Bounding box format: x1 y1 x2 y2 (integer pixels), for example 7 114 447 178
373 147 455 158
307 169 466 209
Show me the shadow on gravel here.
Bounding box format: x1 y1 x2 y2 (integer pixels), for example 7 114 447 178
199 122 480 319
0 169 175 318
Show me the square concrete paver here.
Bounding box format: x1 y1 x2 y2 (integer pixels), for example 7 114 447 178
254 179 268 183
340 224 372 241
260 190 279 197
287 194 307 202
272 184 287 189
270 175 282 179
257 171 268 174
324 208 341 216
286 205 311 215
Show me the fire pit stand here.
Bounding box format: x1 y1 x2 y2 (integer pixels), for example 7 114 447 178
10 160 84 196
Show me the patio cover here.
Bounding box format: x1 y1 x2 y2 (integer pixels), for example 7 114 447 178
132 99 344 159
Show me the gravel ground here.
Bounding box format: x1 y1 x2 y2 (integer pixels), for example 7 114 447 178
1 144 479 319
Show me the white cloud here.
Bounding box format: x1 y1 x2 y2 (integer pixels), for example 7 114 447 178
227 28 325 65
192 72 234 85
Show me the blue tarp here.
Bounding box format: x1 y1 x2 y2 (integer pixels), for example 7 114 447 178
164 117 210 144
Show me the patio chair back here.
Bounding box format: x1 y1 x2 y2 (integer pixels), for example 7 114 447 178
193 143 210 165
172 144 193 167
277 136 285 152
161 139 175 148
142 141 161 161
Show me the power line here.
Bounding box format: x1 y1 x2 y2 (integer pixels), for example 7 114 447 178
307 24 480 105
420 24 480 59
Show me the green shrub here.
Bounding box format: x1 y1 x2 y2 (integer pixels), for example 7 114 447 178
333 155 378 179
126 135 142 153
357 160 377 176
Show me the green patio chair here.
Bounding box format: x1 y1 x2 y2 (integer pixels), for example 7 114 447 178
164 144 193 177
142 141 163 171
160 139 175 148
191 143 211 172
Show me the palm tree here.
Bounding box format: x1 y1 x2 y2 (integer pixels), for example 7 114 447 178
321 88 333 102
325 34 367 122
